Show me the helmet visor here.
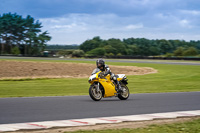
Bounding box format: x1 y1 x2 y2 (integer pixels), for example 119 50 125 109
97 63 103 69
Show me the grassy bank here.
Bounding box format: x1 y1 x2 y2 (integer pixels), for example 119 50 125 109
0 59 200 97
66 118 200 133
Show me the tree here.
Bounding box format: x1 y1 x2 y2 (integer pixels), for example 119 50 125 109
0 13 20 53
149 46 160 55
79 36 103 52
0 13 51 55
45 44 78 50
158 39 173 54
104 45 117 55
106 38 127 55
127 45 139 55
173 47 185 56
183 47 198 56
37 31 51 52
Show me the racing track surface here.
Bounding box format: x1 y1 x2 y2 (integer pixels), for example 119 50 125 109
0 92 200 124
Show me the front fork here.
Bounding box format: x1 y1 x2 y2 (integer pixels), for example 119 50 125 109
95 82 100 92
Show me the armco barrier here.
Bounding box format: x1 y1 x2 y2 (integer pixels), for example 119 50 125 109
85 56 200 61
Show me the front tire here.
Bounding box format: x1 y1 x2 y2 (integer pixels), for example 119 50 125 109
118 85 129 100
89 85 102 101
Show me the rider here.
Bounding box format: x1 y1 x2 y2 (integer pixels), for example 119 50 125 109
92 58 122 92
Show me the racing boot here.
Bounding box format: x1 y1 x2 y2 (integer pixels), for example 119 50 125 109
116 81 123 93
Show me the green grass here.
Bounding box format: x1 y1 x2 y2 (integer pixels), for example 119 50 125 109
0 78 88 97
0 59 200 97
127 63 200 93
66 118 200 133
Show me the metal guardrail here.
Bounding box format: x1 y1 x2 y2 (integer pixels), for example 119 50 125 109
85 56 200 61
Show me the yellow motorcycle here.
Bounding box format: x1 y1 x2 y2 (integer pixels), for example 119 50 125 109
88 71 129 101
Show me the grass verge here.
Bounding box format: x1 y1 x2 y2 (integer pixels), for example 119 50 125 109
65 118 200 133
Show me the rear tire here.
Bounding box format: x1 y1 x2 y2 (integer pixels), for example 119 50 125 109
89 85 102 101
118 85 129 100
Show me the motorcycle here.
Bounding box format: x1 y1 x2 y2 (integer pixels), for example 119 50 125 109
88 71 129 101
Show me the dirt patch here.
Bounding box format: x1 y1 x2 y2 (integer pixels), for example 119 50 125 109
11 116 200 133
0 60 157 79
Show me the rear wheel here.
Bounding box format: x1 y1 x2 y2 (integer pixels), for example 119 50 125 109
118 84 129 100
89 85 102 101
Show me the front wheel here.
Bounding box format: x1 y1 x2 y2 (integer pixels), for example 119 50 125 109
118 85 129 100
89 85 102 101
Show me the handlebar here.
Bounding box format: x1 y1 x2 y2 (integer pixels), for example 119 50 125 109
98 72 105 78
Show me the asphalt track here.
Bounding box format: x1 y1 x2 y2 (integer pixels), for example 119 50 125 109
0 56 200 65
0 92 200 124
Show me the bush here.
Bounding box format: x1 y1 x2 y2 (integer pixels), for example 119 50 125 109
165 53 173 57
72 50 85 57
117 53 122 56
105 53 114 56
57 50 73 56
11 46 20 55
87 48 105 56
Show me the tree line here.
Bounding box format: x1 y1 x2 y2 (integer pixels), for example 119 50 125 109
0 13 51 55
1 12 200 57
45 44 78 50
79 36 200 57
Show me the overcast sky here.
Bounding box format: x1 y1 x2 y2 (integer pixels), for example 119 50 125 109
1 0 200 44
